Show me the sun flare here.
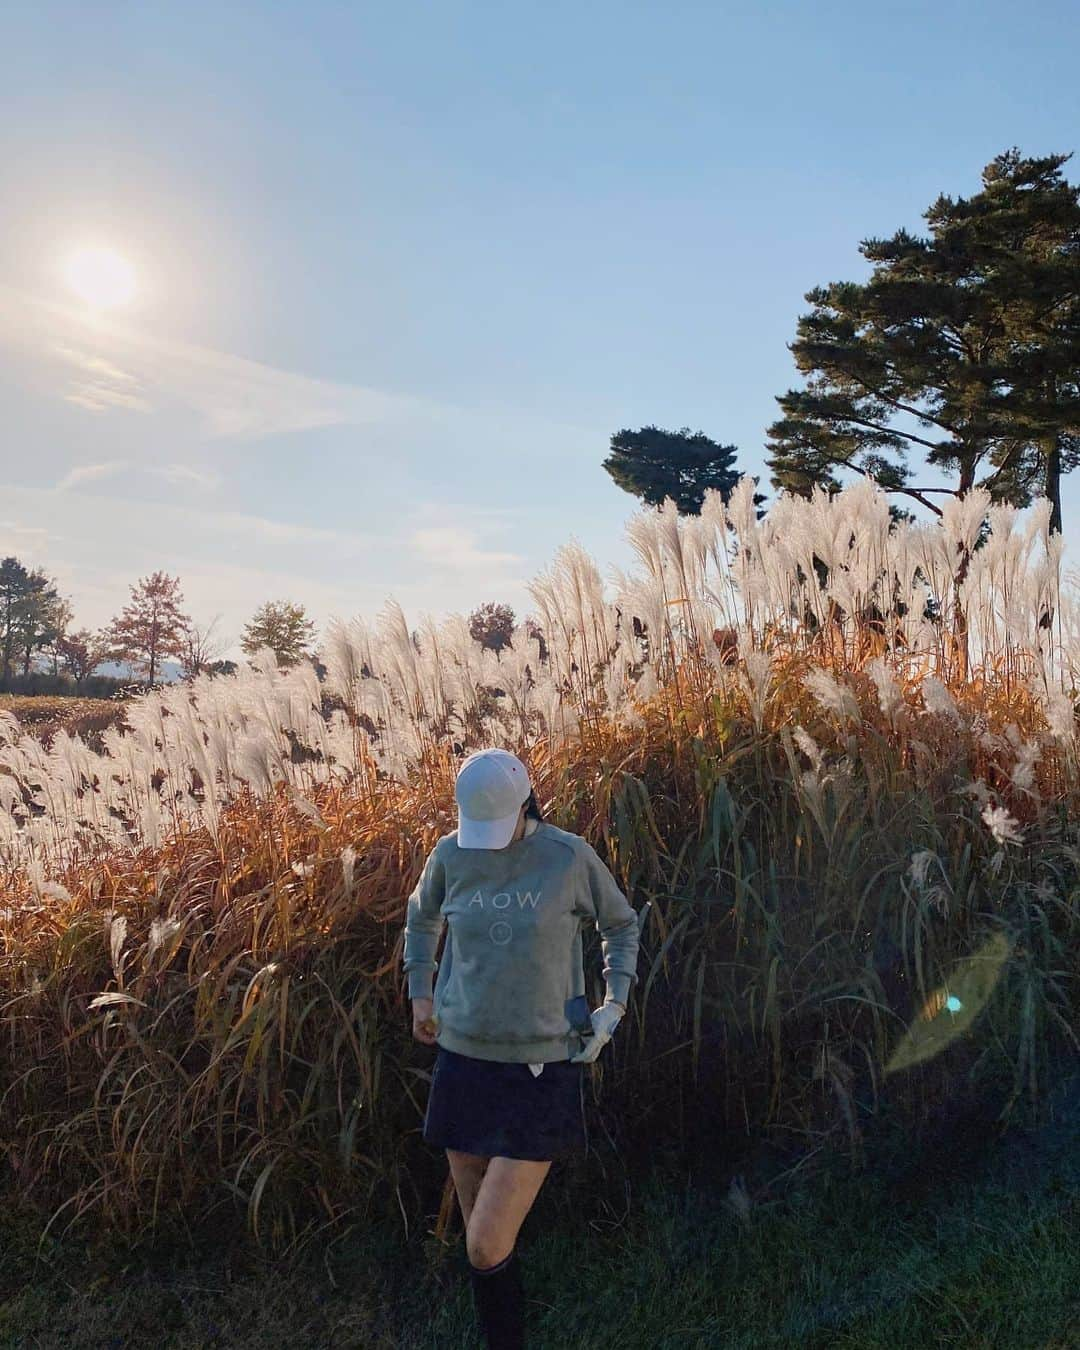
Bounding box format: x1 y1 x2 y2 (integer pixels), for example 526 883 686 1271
63 246 137 310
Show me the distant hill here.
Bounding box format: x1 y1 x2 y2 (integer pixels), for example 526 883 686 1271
91 659 185 684
26 656 186 684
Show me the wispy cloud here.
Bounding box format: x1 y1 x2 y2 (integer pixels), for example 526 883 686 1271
54 460 220 493
0 520 57 555
55 345 153 414
56 460 128 491
152 463 221 491
410 526 524 571
0 285 418 441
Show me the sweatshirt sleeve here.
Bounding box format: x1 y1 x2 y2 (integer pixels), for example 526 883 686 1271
575 840 640 1008
402 843 447 1001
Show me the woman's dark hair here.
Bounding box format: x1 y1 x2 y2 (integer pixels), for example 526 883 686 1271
523 789 544 822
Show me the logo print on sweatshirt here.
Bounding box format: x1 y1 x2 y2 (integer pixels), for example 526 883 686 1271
489 921 513 946
466 889 543 946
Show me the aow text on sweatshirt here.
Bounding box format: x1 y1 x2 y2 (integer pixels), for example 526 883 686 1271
402 821 641 1063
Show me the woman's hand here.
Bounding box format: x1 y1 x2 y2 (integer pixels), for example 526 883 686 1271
569 998 625 1063
412 997 439 1045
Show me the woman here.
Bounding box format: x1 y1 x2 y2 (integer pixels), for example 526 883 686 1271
403 747 644 1349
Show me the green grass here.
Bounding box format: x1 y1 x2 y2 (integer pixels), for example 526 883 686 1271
3 1072 1077 1349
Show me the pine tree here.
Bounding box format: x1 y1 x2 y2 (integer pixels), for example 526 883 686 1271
11 567 63 679
604 425 752 515
974 151 1080 534
768 149 1080 533
0 557 63 690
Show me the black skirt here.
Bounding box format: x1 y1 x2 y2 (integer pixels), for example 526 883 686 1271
422 1045 588 1162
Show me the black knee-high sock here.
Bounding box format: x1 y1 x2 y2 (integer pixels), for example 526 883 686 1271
469 1246 525 1349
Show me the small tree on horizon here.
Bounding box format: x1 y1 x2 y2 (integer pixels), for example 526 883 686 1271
104 572 191 687
469 602 516 655
46 597 75 676
240 600 316 669
603 425 758 515
180 614 231 679
57 628 113 690
14 569 65 677
0 556 65 689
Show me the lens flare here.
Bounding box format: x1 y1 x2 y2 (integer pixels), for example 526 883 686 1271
885 932 1011 1075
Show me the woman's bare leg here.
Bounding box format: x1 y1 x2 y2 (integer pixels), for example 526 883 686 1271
446 1148 490 1228
465 1156 553 1269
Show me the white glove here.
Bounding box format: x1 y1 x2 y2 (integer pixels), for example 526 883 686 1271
569 997 625 1063
569 902 648 1064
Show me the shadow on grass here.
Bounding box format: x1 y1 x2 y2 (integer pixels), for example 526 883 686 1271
2 1069 1078 1349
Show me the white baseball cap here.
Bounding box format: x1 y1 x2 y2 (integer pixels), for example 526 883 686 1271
455 748 532 849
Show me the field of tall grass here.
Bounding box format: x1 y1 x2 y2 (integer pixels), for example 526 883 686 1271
0 695 125 754
1 478 1077 1254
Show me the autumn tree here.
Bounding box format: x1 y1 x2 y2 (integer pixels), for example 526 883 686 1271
105 572 191 687
469 602 516 655
240 600 316 669
57 629 113 690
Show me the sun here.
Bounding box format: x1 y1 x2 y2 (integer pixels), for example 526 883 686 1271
62 246 137 310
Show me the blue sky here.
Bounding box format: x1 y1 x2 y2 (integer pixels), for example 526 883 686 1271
2 1 1078 659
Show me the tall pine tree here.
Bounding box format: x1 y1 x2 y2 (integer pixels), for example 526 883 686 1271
767 149 1080 533
975 152 1080 534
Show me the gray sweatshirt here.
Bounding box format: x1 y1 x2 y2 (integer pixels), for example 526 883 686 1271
403 819 641 1063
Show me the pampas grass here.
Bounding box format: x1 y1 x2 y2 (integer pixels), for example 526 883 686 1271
1 478 1075 876
0 478 1077 1252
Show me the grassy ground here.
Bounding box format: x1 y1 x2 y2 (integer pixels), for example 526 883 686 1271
0 694 124 749
2 1069 1077 1350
